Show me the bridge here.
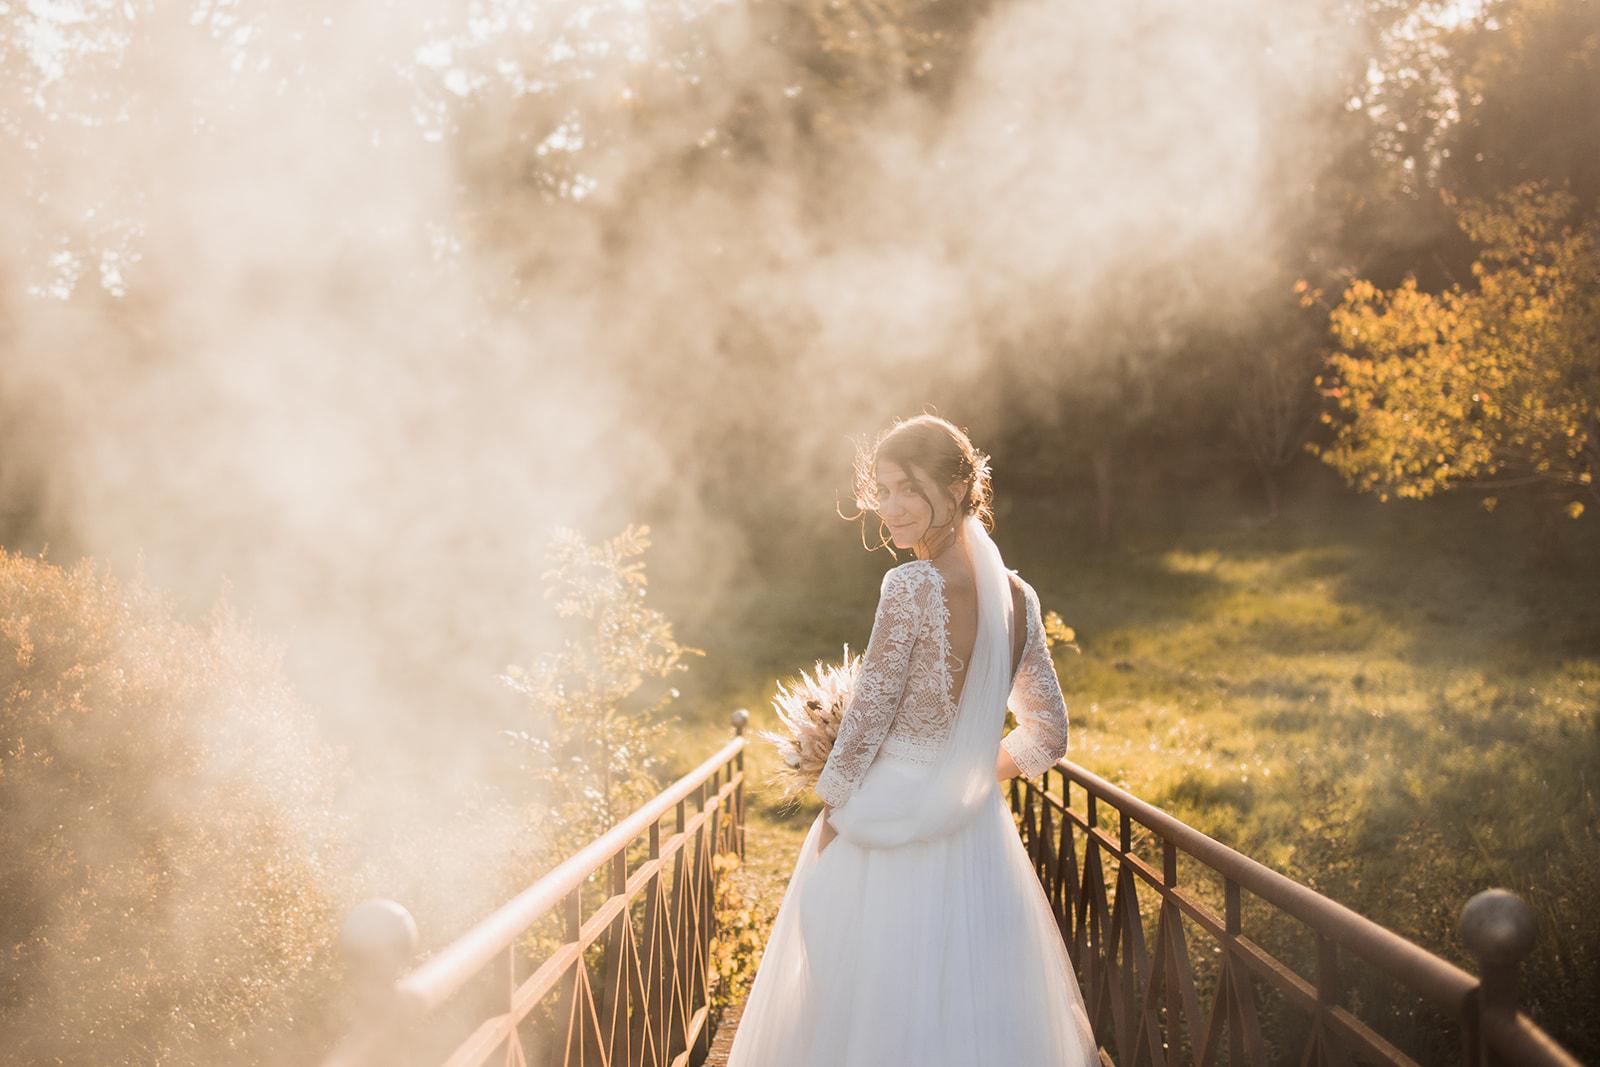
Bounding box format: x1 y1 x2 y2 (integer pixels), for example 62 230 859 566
320 711 1584 1067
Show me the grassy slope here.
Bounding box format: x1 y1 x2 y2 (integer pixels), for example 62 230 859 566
659 478 1600 1056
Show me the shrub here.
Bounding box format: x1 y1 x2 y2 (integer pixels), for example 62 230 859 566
0 550 352 1065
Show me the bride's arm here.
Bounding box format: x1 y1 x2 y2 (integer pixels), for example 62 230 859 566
813 564 934 811
998 581 1069 780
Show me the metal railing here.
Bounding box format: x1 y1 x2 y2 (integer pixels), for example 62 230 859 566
1010 758 1584 1067
323 709 749 1067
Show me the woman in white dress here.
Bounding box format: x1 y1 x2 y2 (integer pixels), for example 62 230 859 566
727 414 1099 1066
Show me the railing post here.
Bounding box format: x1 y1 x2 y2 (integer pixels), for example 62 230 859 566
599 848 629 1060
330 898 419 1067
1224 877 1247 1066
1460 887 1537 1064
731 708 749 859
642 817 665 1063
1315 932 1341 1007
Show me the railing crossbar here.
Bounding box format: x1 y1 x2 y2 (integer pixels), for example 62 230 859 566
439 1013 516 1067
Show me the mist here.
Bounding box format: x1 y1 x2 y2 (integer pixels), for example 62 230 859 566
0 0 1362 974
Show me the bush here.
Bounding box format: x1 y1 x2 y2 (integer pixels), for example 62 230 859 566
0 550 352 1065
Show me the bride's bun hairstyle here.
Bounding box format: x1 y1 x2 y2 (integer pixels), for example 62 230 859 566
847 413 995 552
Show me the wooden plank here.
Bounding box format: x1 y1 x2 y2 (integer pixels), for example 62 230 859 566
702 996 748 1067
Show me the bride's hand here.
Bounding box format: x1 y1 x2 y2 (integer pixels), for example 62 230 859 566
816 808 838 856
996 744 1021 782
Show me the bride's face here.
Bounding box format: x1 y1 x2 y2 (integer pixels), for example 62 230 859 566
875 460 958 550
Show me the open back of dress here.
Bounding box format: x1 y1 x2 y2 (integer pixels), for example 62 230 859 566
932 554 1032 709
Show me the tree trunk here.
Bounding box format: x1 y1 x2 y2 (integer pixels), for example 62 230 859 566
1261 464 1281 520
1092 443 1115 547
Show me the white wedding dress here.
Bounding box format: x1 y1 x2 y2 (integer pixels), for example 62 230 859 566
727 515 1098 1066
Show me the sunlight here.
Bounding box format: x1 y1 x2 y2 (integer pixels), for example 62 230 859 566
1 0 1594 1060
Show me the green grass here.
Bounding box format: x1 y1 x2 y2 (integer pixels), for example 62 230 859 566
658 479 1600 1057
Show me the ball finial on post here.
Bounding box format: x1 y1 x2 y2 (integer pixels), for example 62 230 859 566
339 897 419 1028
341 898 419 980
1460 888 1536 1014
731 707 750 735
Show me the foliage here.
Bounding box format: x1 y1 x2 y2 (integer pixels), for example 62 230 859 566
501 524 703 854
706 849 774 1027
1439 0 1600 212
1041 609 1080 655
780 0 994 141
1310 180 1600 517
0 550 352 1065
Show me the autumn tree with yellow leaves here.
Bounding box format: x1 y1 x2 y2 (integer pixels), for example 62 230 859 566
1309 181 1600 519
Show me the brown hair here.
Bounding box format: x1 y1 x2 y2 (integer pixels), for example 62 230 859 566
843 413 994 554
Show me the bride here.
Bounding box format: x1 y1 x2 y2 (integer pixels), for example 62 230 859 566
727 414 1099 1066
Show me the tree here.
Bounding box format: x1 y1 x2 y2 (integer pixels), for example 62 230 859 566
1442 0 1600 215
1231 345 1324 518
1310 181 1600 517
500 524 703 850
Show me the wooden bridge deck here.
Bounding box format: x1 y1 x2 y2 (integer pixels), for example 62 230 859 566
703 996 746 1066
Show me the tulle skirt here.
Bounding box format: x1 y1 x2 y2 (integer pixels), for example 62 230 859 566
725 761 1099 1066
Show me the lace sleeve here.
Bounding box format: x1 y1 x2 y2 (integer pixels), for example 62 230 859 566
814 563 935 809
1001 581 1069 778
